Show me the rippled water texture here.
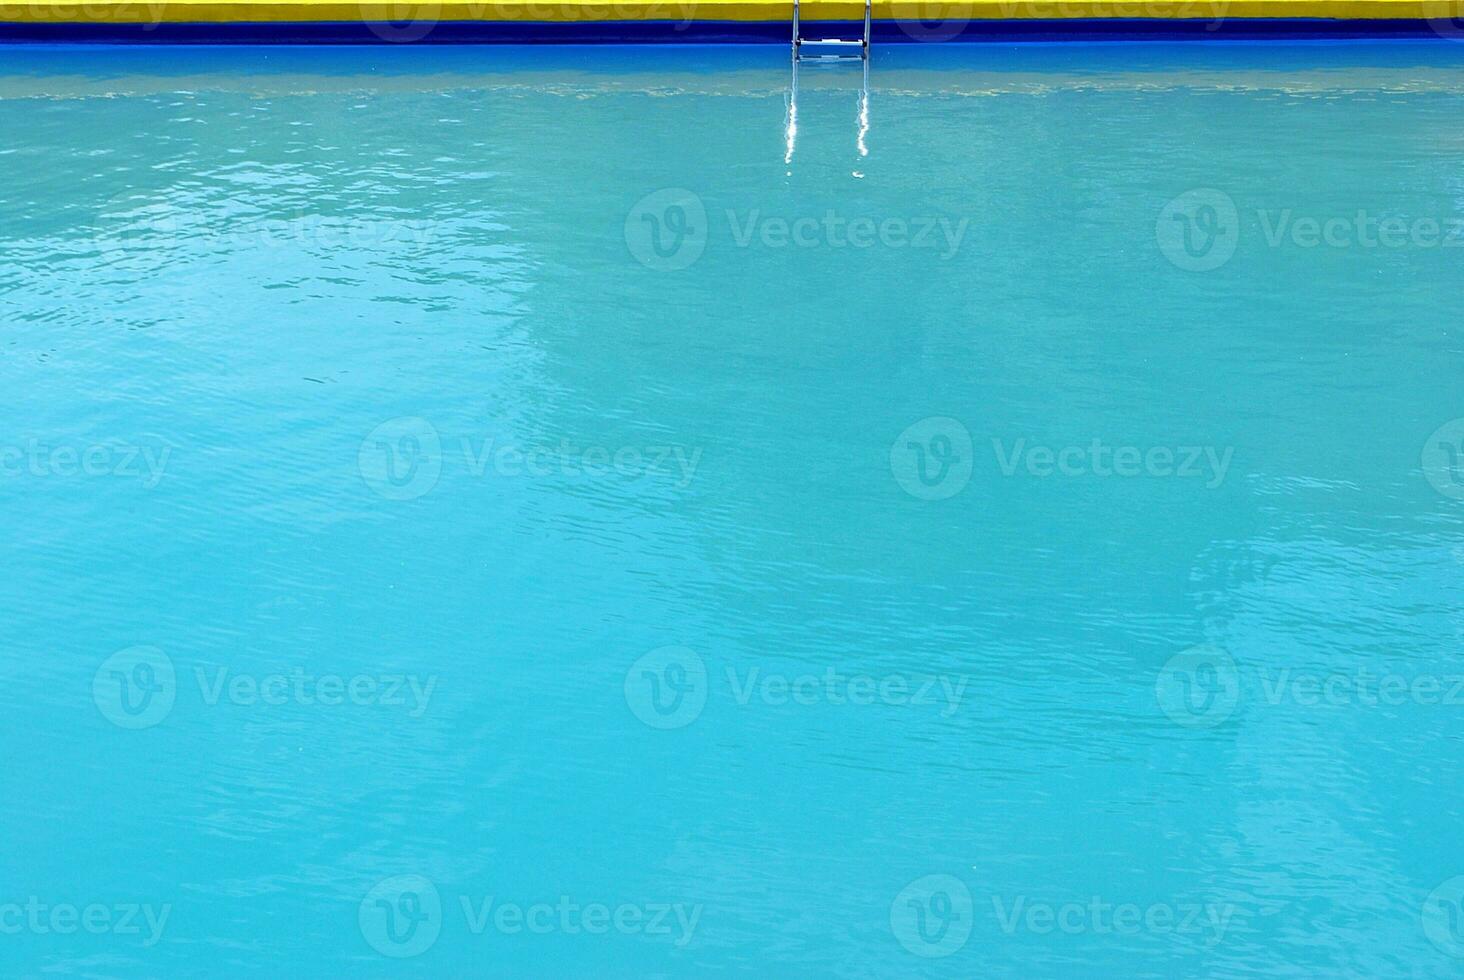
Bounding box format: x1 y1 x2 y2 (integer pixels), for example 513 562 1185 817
3 41 1464 976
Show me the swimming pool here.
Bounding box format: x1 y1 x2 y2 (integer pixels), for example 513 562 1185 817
3 41 1464 976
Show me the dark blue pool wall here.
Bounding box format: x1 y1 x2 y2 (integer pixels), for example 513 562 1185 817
0 17 1452 43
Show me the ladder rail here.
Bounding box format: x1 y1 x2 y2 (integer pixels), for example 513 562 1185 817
793 0 870 60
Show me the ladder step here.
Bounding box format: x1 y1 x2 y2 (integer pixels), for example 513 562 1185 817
792 0 870 60
796 37 865 58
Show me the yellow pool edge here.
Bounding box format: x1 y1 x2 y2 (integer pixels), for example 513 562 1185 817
0 0 1455 23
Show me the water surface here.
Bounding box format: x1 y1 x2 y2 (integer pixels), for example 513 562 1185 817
2 41 1464 977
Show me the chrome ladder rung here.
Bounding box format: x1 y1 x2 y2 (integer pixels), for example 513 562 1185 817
792 0 871 60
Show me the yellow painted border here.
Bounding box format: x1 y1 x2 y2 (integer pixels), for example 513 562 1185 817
0 0 1448 23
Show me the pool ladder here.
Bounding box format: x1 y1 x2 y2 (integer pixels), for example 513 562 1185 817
783 27 870 164
792 0 871 60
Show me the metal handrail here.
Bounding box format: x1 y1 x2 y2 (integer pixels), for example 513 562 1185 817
792 0 870 59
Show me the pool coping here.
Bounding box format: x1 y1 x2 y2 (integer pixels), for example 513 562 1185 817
1 0 1461 41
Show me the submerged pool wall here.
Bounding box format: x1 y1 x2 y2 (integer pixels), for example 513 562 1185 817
0 0 1457 41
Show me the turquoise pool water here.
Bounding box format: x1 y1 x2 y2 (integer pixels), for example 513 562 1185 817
3 41 1464 976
